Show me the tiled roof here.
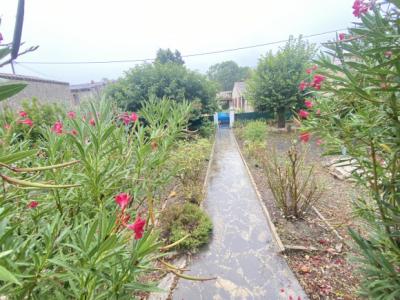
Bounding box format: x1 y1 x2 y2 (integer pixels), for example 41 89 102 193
0 73 69 86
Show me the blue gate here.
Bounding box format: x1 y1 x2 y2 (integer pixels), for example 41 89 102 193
218 112 230 127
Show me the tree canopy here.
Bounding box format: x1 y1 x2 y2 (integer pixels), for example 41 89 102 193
155 48 184 65
207 61 251 91
106 58 217 114
246 36 316 127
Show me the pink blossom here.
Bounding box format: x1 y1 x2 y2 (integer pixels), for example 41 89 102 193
299 109 309 119
352 0 371 18
130 112 138 122
52 121 63 135
67 111 76 119
19 118 33 127
114 193 131 210
300 132 310 143
316 109 321 116
127 216 146 240
304 100 313 109
19 111 28 118
27 201 39 209
4 124 11 130
339 33 346 41
306 68 312 74
89 118 96 126
70 129 78 136
316 139 323 146
299 81 307 91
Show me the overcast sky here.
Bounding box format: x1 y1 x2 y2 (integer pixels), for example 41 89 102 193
1 0 357 84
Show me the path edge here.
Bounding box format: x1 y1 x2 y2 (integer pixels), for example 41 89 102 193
148 132 217 300
232 132 285 253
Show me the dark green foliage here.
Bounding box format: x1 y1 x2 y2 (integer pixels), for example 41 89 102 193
207 60 251 91
155 48 184 65
160 203 212 252
106 62 218 114
246 36 315 128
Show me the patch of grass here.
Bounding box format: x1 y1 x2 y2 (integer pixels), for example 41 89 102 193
160 203 212 252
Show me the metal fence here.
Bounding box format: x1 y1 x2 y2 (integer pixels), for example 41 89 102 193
234 111 292 122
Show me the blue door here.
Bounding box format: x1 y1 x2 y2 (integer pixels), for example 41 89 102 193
218 112 230 126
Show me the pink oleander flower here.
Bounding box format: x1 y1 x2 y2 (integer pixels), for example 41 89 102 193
52 121 63 135
67 111 76 119
384 51 392 59
4 124 11 130
352 0 371 18
304 100 313 109
130 112 138 122
27 201 39 209
300 132 310 143
339 33 346 41
306 68 312 74
89 118 96 126
299 109 309 119
19 111 28 118
70 129 78 136
299 81 307 91
114 192 131 210
311 74 325 90
127 216 146 240
316 109 321 116
19 118 33 127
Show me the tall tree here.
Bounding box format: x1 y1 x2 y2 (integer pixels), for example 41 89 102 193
207 61 251 91
155 48 184 65
246 36 315 128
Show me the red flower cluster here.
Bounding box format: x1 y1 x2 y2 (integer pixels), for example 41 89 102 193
114 192 146 240
299 109 309 119
300 132 310 143
127 216 146 240
311 74 325 90
339 33 346 41
52 121 63 135
120 112 138 125
89 118 96 126
352 0 371 18
27 201 39 209
304 100 313 109
17 111 34 127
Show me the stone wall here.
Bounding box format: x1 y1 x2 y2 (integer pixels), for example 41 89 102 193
0 73 73 109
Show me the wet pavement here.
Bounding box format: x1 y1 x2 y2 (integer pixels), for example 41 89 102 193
172 128 307 300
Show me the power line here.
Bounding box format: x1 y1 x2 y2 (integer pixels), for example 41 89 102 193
14 62 65 81
17 28 346 65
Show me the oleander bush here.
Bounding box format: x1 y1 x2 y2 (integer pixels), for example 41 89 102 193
300 1 400 297
0 97 194 298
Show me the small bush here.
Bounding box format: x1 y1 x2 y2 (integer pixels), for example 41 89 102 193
198 119 216 138
242 120 267 143
160 203 212 252
171 138 211 204
260 144 321 219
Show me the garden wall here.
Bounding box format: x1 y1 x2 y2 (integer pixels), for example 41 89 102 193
0 73 73 109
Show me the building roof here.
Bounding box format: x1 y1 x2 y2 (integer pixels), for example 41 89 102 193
233 81 246 96
0 72 69 86
70 80 113 92
216 91 232 101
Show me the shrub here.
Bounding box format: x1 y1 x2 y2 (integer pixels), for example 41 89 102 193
160 202 212 252
242 120 267 143
259 144 321 218
300 1 400 297
171 138 212 204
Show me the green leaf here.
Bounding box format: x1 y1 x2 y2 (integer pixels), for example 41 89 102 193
0 265 21 285
0 83 27 101
0 150 37 164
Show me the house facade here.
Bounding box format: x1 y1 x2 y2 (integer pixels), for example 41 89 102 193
70 80 111 105
231 81 253 112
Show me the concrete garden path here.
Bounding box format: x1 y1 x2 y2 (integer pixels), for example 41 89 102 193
172 128 307 300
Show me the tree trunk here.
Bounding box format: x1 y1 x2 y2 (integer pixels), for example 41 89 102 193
277 107 286 128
